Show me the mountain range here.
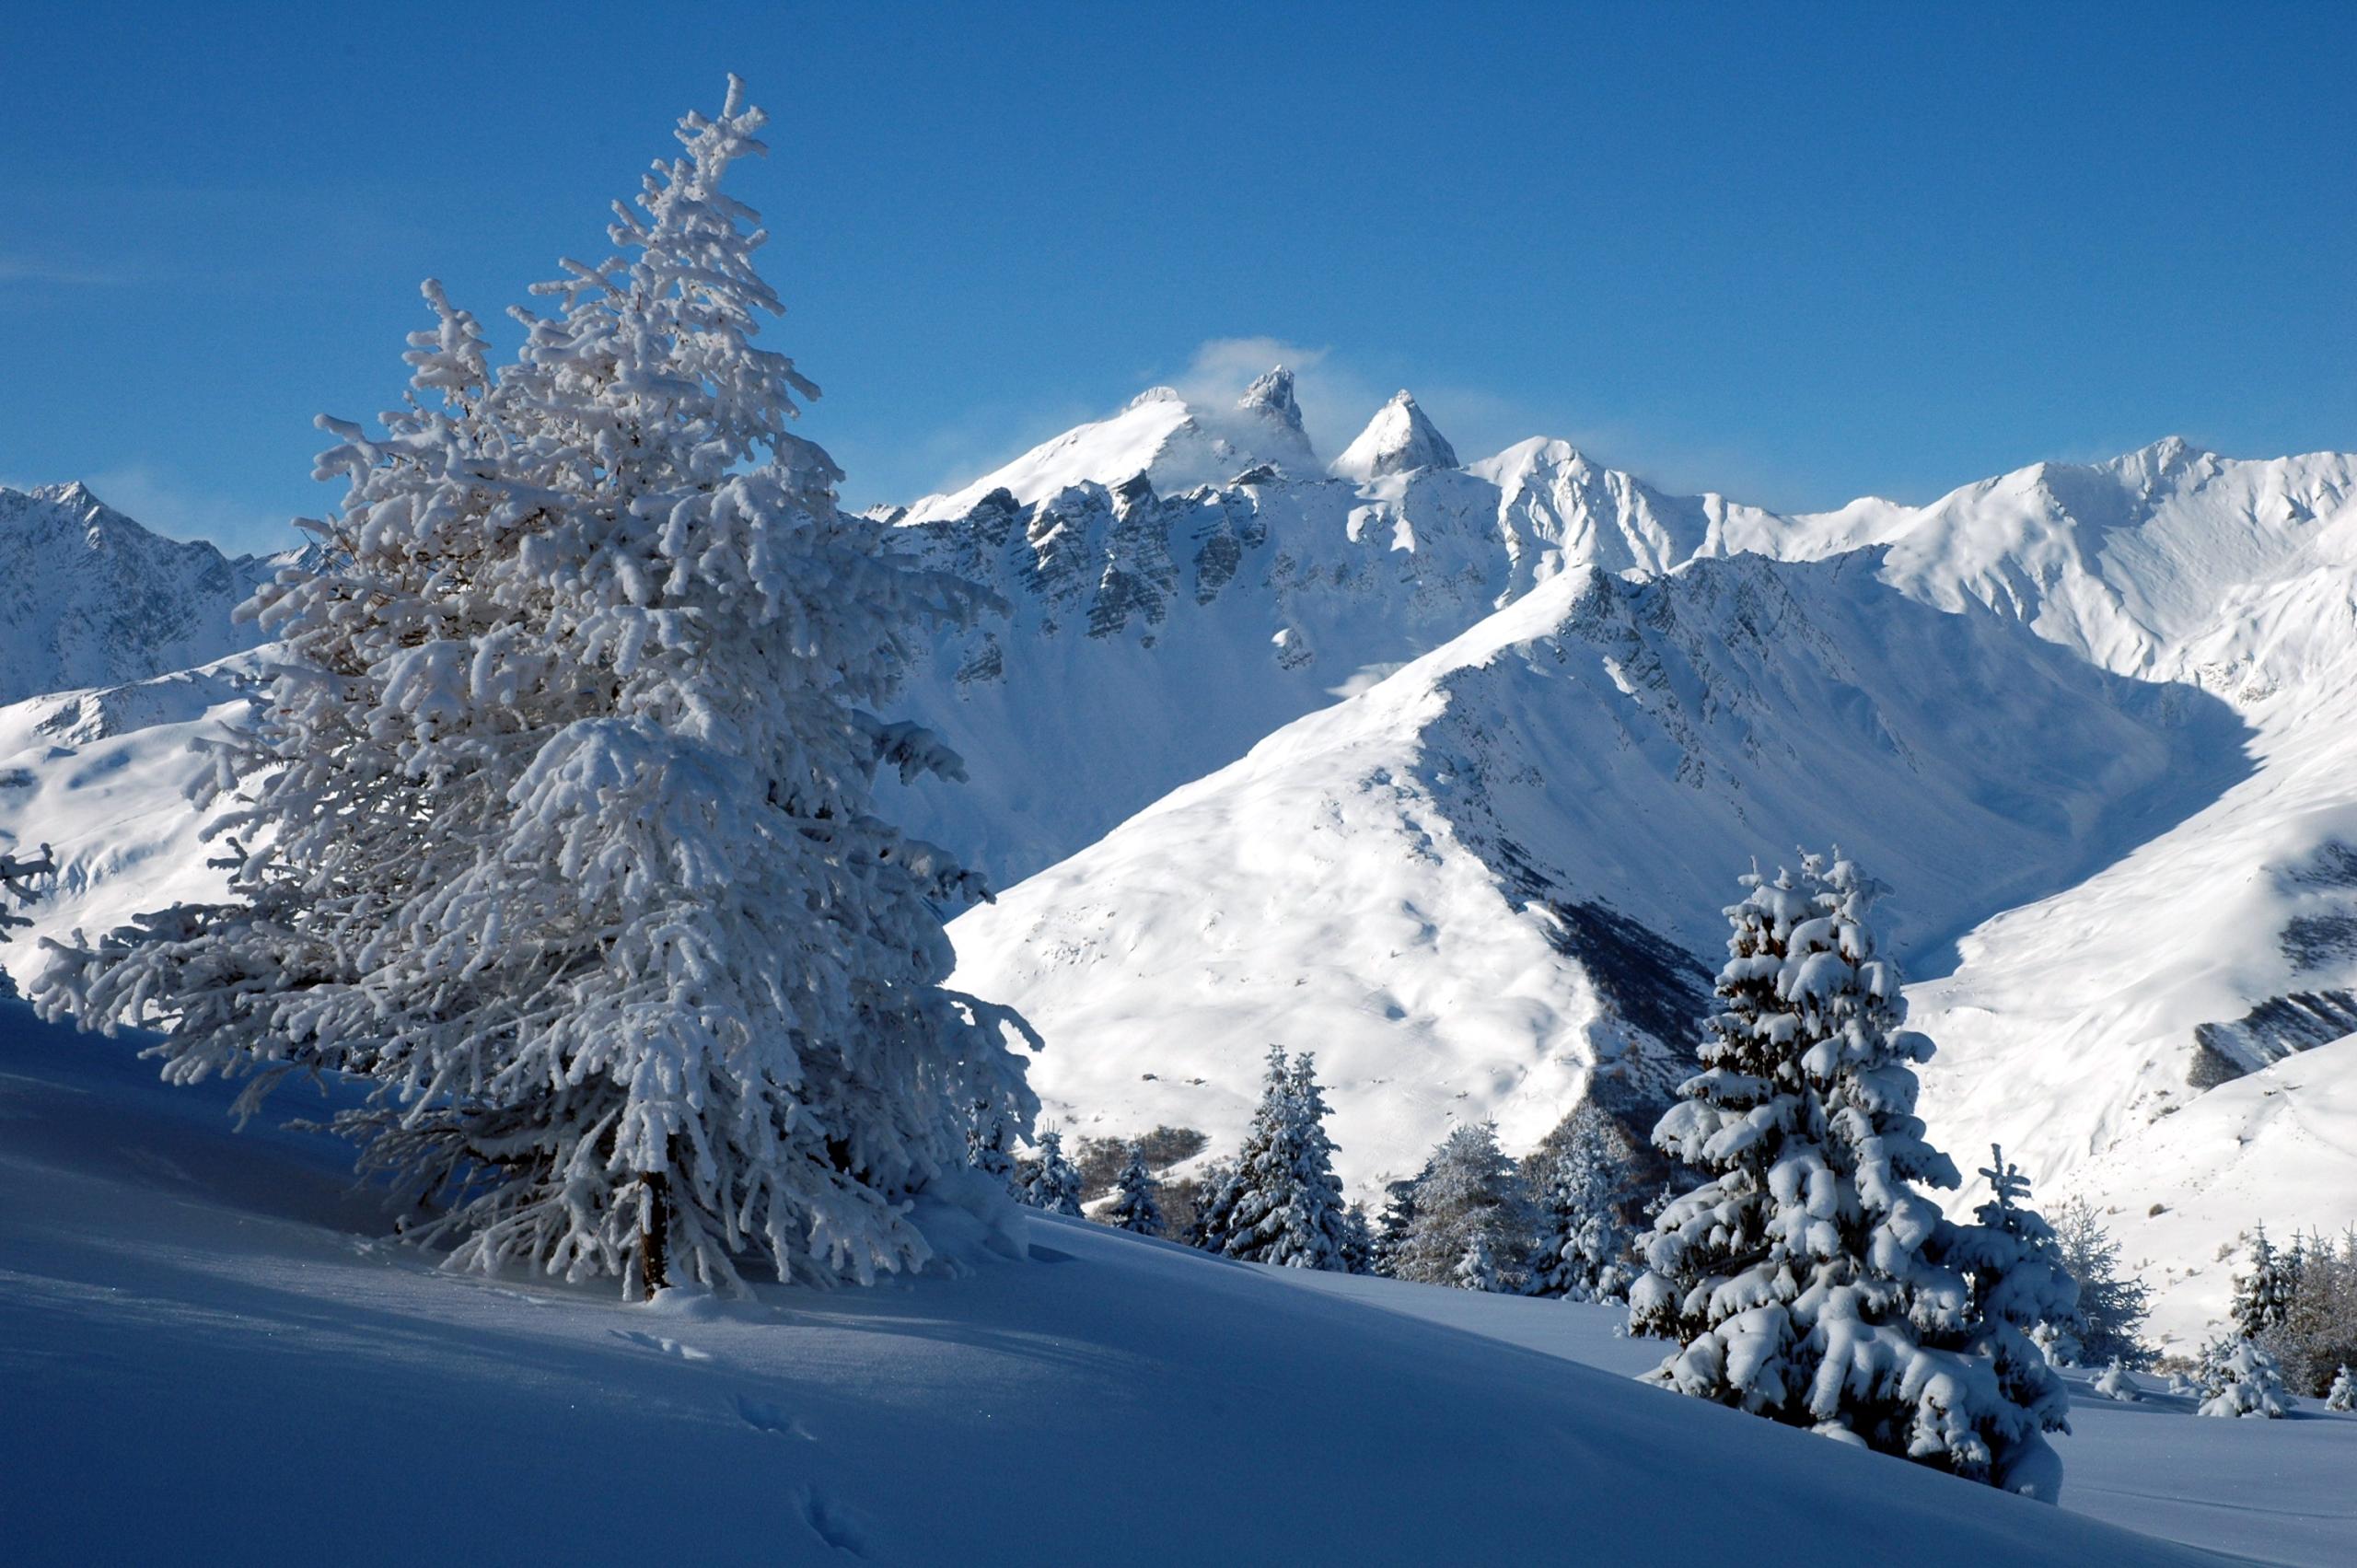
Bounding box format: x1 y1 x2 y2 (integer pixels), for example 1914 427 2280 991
6 379 2355 1343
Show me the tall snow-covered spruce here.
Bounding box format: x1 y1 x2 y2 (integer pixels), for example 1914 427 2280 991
1627 854 2072 1500
33 80 1036 1297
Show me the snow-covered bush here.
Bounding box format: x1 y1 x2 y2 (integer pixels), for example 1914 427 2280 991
1019 1129 1086 1217
1101 1144 1165 1236
1194 1049 1357 1271
2195 1334 2293 1419
2327 1365 2354 1411
1387 1121 1533 1290
0 842 54 997
1529 1104 1630 1302
2049 1196 2156 1369
1628 854 2070 1500
2092 1359 2139 1401
32 80 1037 1297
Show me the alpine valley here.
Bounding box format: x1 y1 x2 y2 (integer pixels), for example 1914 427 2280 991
7 372 2357 1345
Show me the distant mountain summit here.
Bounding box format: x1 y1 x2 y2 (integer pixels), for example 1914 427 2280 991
0 482 284 705
1330 389 1459 481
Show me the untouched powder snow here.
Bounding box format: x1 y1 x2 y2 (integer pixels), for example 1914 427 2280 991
0 999 2282 1566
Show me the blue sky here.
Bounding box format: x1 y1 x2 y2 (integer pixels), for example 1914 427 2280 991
2 1 2351 554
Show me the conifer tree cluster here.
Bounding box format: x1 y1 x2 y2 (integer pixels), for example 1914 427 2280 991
1193 1048 1360 1271
2235 1225 2357 1396
32 81 1037 1298
1627 853 2075 1500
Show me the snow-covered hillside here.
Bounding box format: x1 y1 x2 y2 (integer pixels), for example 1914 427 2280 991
0 659 252 967
0 482 281 705
946 546 2245 1187
5 997 2311 1567
8 389 2357 1343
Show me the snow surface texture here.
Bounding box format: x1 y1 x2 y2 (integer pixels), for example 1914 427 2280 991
6 999 2321 1566
8 382 2357 1339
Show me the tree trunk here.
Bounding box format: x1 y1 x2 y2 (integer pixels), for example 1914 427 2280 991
637 1169 670 1297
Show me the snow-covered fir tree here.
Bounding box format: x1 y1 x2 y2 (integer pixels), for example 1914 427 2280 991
1388 1121 1532 1291
1628 854 2069 1499
1369 1162 1429 1277
2196 1334 2293 1419
1020 1129 1085 1216
31 80 1037 1298
1530 1104 1629 1302
2049 1196 2156 1369
1101 1144 1165 1236
1193 1048 1357 1271
2328 1364 2354 1411
2232 1225 2295 1339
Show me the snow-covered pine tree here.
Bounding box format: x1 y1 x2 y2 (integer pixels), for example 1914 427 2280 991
1530 1104 1629 1302
1369 1162 1428 1277
0 842 53 998
30 80 1037 1298
1021 1129 1085 1217
1101 1143 1165 1235
1390 1121 1532 1290
2049 1196 2156 1369
1193 1048 1356 1270
1629 853 2066 1498
2196 1334 2293 1419
2327 1364 2354 1411
2232 1225 2294 1339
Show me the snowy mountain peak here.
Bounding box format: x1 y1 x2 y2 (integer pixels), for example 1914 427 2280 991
1331 389 1458 482
1238 366 1306 436
0 482 283 705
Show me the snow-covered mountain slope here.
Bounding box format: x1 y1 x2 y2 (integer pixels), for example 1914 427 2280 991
0 482 281 705
883 378 1805 887
0 658 253 979
0 1000 2254 1567
946 548 2245 1189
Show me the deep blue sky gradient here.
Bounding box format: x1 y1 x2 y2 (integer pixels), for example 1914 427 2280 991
2 0 2351 553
